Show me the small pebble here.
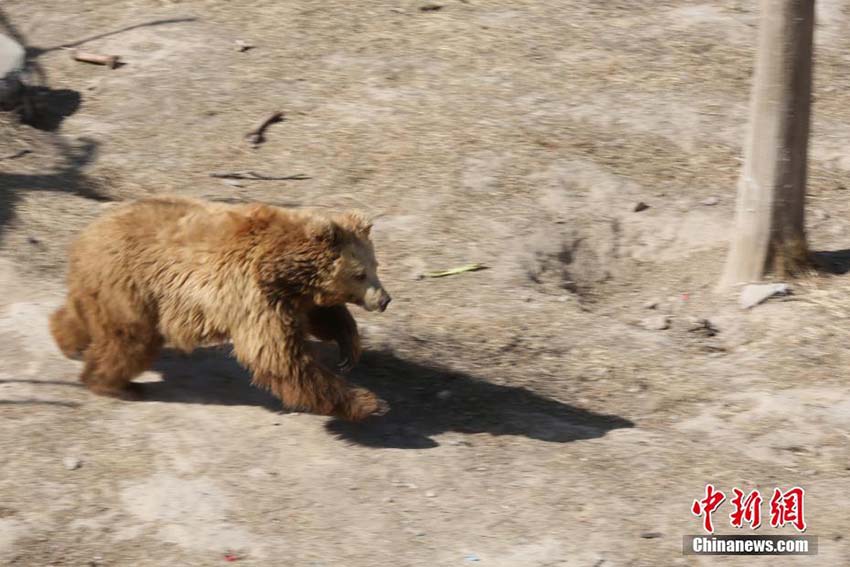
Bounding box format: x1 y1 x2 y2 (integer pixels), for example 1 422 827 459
634 201 650 212
641 531 663 539
700 196 719 206
425 490 436 498
641 315 670 331
464 554 481 562
436 390 452 400
63 457 81 470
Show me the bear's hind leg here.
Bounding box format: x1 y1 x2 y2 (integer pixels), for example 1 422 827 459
80 300 163 400
49 298 91 360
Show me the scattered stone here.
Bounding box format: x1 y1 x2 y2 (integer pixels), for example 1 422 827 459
63 457 81 470
464 554 481 562
384 496 395 503
640 531 663 539
700 196 719 206
633 201 650 212
420 4 443 11
739 283 791 309
641 315 669 331
436 389 452 401
425 490 437 498
642 299 659 310
0 34 26 109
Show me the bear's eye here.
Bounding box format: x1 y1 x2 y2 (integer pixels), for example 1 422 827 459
354 272 367 281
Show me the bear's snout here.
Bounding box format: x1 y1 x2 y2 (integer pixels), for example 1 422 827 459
378 292 391 312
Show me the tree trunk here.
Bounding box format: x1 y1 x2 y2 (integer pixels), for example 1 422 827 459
720 0 814 288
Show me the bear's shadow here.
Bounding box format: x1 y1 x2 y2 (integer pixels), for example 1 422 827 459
145 345 634 449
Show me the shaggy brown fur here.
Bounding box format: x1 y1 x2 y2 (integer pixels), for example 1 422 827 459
49 196 392 420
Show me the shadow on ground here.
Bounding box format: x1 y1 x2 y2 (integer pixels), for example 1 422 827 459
22 87 82 132
0 136 111 235
144 345 634 449
812 249 850 275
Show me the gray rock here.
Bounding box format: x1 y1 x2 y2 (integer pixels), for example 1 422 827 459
62 456 81 470
0 34 25 108
739 283 791 309
641 315 670 331
701 196 719 206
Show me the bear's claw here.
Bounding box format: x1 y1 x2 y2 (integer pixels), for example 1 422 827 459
337 357 355 373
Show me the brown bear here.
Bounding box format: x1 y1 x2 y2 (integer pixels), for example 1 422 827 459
49 196 392 421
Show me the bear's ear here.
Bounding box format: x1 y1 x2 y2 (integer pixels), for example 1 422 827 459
336 211 372 238
306 217 342 247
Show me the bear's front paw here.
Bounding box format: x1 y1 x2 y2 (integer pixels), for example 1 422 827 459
340 388 389 421
337 336 362 374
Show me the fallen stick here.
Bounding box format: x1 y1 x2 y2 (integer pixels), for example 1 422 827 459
0 149 32 160
72 50 121 69
235 40 255 52
245 111 284 147
419 263 488 279
210 171 310 181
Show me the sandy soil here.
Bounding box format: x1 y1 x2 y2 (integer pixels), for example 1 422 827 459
1 1 849 565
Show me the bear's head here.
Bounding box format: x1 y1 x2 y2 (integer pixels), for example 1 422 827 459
312 212 391 312
254 208 391 312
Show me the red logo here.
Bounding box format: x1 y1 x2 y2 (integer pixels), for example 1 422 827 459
692 485 806 533
730 488 763 529
691 484 726 534
769 487 807 532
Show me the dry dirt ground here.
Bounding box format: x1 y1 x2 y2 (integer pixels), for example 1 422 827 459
1 1 849 566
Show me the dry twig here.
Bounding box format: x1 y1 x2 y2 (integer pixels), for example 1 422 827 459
245 111 284 147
